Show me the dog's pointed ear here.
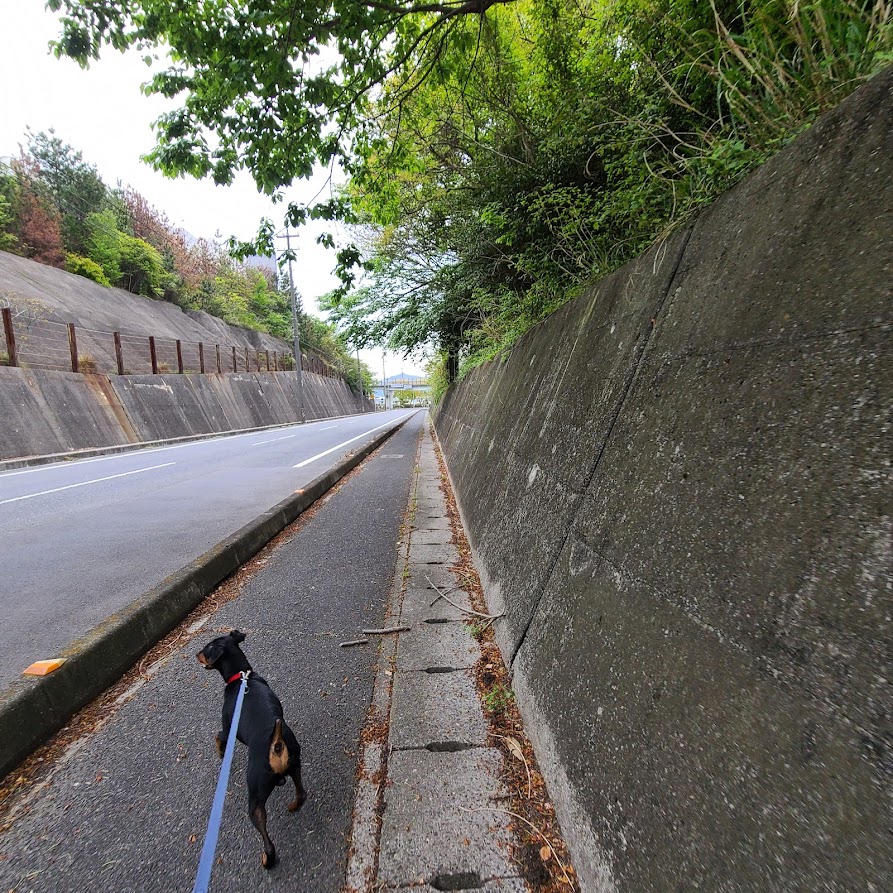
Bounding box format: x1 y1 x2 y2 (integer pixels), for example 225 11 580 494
230 630 246 644
198 642 225 667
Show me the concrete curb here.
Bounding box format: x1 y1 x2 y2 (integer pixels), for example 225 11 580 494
0 409 377 474
0 414 413 780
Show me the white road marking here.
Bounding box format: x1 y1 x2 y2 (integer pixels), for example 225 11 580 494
0 462 176 505
253 435 297 445
320 425 338 430
294 415 414 468
0 427 297 479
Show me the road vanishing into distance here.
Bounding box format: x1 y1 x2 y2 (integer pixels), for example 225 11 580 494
0 409 416 690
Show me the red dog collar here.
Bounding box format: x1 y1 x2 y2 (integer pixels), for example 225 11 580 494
226 672 243 685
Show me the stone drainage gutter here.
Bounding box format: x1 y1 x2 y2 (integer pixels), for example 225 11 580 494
346 422 527 892
0 414 413 780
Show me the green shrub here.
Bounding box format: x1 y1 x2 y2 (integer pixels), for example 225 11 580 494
66 253 111 287
426 353 450 406
119 234 166 297
85 209 122 284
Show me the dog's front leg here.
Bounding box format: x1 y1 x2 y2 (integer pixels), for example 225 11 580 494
216 705 233 759
215 719 230 759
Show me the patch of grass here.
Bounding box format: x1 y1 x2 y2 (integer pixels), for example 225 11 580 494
465 620 488 640
78 354 98 373
482 682 514 714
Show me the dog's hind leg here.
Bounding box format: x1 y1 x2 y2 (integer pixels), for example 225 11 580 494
288 765 306 814
285 738 306 813
251 802 277 868
248 769 278 868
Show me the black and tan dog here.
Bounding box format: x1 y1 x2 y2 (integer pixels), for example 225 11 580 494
197 630 306 868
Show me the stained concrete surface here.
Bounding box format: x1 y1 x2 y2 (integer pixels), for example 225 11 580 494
0 364 369 461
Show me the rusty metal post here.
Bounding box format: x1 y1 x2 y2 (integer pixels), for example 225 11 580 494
2 307 18 367
149 336 158 374
265 350 270 371
273 351 278 371
245 347 250 371
176 339 184 373
69 323 79 373
256 350 262 371
216 344 221 373
113 332 124 375
199 342 205 374
232 346 237 372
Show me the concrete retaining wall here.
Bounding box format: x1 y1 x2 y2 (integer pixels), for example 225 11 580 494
434 68 892 891
0 366 369 460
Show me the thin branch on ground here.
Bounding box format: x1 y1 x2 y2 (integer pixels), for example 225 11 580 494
459 805 574 886
426 574 503 619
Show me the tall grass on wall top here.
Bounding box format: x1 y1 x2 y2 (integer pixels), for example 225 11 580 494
619 0 893 226
704 0 893 141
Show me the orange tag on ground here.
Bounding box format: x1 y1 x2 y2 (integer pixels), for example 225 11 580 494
23 658 66 676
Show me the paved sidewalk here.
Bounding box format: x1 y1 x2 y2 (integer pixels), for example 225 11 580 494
347 420 525 892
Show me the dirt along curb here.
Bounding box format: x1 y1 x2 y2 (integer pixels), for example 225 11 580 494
0 413 414 781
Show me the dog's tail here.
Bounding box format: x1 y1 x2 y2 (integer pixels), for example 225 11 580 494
269 719 290 775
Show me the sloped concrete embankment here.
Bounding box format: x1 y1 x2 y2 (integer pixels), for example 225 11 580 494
0 366 368 461
0 248 289 364
434 68 893 891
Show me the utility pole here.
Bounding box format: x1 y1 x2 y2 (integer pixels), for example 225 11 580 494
284 227 306 422
356 345 365 413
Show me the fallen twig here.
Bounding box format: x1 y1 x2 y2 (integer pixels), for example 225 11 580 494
361 626 410 635
459 805 574 887
339 638 369 648
428 585 457 607
426 575 503 620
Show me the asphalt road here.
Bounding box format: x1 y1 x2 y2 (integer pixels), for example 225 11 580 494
0 412 426 893
0 409 415 689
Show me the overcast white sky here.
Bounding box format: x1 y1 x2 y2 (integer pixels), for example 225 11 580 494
0 2 425 379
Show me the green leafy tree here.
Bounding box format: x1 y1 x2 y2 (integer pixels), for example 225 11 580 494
49 0 520 194
85 208 122 284
118 233 166 296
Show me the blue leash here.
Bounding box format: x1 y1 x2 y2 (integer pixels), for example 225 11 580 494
191 672 250 893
